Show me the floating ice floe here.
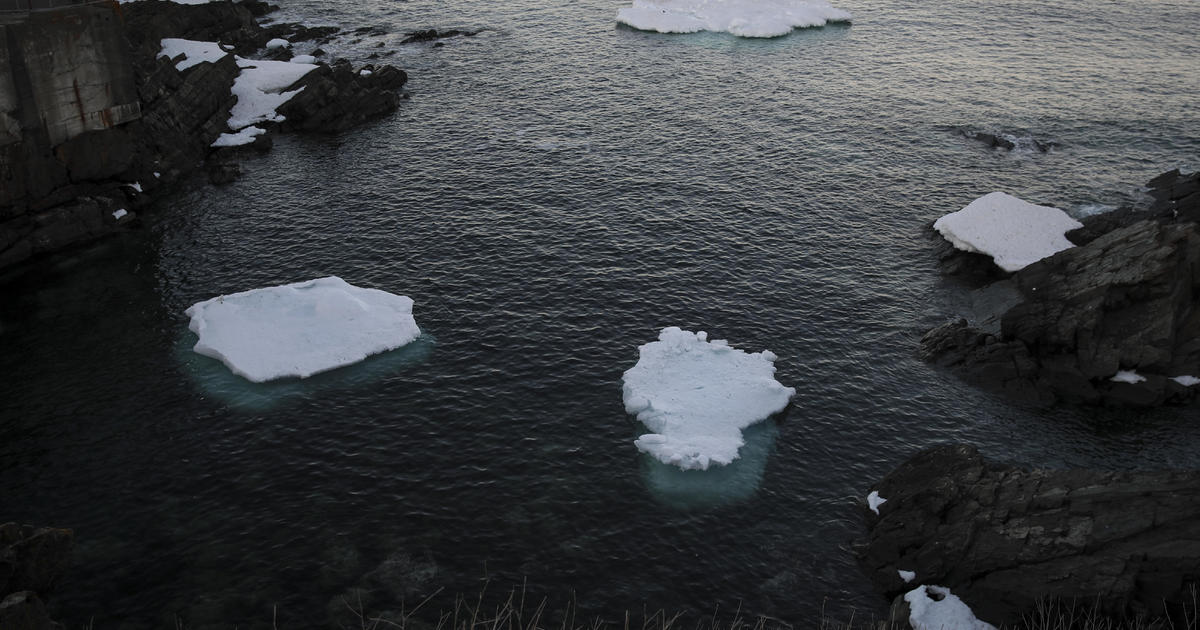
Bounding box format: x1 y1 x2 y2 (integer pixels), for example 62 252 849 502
616 0 850 37
185 276 421 383
1111 370 1146 384
933 192 1082 272
905 585 997 630
266 38 291 49
622 327 794 471
1172 375 1200 387
898 569 916 583
158 38 228 71
867 490 887 514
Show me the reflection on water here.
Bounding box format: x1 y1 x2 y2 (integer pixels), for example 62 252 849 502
641 420 779 509
176 332 437 411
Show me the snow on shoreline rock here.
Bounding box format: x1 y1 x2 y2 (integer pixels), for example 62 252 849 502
933 192 1082 272
616 0 850 38
905 585 997 630
185 276 420 383
622 327 795 471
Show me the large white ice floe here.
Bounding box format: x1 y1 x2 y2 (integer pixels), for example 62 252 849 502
622 327 795 471
158 38 228 71
904 585 997 630
933 192 1082 273
616 0 850 38
184 276 421 383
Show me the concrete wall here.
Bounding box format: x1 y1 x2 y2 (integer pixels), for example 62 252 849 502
2 2 140 147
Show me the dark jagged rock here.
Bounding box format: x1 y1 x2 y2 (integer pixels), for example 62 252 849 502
261 22 341 46
956 128 1056 153
923 170 1200 407
278 61 407 133
400 28 479 44
121 0 262 57
857 445 1200 626
0 524 73 630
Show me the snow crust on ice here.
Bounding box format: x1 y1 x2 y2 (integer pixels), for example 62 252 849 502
226 57 317 131
184 276 420 383
898 569 916 583
616 0 850 38
266 38 290 49
158 38 228 71
867 490 887 514
1172 375 1200 387
622 327 794 471
905 585 997 630
933 192 1082 272
1111 370 1146 384
212 125 267 147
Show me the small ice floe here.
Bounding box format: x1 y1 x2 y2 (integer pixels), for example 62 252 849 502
898 569 916 583
112 209 128 220
184 276 421 383
290 54 317 64
933 192 1083 272
622 327 794 471
1171 375 1200 387
212 125 267 148
905 585 996 630
867 490 887 514
616 0 850 37
266 38 290 49
1111 370 1146 384
158 38 228 71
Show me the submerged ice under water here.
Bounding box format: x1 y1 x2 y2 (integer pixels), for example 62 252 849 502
2 0 1200 627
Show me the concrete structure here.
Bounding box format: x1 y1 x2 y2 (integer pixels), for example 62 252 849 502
0 1 140 148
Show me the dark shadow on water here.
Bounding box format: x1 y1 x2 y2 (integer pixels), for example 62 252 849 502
640 420 778 510
176 331 436 411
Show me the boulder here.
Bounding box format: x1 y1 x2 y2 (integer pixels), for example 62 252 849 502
857 445 1200 626
278 61 407 133
923 170 1200 407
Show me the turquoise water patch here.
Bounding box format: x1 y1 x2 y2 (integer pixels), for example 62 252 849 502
176 331 436 411
640 420 778 509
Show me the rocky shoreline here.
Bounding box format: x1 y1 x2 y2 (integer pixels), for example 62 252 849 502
0 0 410 271
922 169 1200 408
0 523 73 630
857 445 1200 627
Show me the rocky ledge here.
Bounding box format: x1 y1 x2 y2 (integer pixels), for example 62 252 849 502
922 169 1200 407
0 0 409 271
0 523 74 630
857 445 1200 627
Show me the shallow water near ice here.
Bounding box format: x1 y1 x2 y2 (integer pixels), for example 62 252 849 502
2 0 1199 627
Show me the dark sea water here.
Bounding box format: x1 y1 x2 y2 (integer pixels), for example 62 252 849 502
2 0 1199 627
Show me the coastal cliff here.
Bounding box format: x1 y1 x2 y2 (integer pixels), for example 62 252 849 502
0 0 407 271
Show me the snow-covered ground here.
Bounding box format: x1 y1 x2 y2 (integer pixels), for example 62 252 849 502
622 327 794 470
616 0 850 37
185 276 420 383
905 585 997 630
934 192 1082 272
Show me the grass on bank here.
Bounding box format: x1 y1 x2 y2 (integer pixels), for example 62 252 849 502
319 582 1198 630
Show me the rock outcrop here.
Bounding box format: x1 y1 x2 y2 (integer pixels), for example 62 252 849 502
0 523 74 630
0 0 409 271
923 170 1200 406
857 445 1200 627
